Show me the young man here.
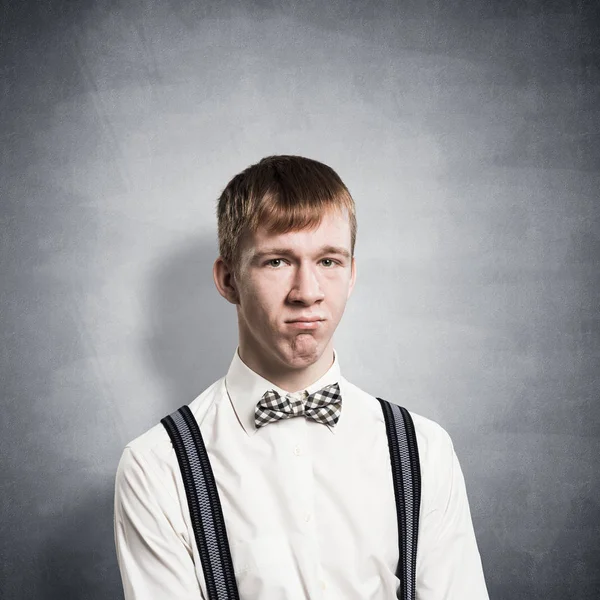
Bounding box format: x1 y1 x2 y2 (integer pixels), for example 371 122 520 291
114 155 489 599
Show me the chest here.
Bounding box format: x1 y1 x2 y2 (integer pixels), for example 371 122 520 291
194 414 400 599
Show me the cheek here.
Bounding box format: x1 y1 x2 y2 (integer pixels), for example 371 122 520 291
242 284 278 319
330 283 351 313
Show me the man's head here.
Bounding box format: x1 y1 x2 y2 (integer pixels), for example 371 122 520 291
213 155 357 386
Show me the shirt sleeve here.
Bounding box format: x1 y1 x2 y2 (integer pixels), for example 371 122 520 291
416 427 489 600
114 446 205 600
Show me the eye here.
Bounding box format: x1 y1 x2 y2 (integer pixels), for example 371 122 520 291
264 258 339 268
266 258 286 268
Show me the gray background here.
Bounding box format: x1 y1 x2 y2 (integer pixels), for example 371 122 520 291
2 0 599 598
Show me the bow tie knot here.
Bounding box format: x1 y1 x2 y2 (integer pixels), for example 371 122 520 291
255 382 342 429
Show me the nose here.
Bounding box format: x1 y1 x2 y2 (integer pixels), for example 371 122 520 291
287 262 325 305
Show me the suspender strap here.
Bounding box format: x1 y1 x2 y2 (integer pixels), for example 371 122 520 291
161 406 239 600
377 398 422 600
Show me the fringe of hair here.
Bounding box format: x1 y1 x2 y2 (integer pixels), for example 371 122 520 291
216 155 357 275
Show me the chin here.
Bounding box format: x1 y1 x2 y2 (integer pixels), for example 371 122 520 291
281 336 325 362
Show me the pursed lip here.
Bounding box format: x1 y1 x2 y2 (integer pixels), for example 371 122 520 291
286 316 325 323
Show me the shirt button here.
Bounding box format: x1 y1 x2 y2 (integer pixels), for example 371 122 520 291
320 579 327 590
304 513 311 522
294 445 302 456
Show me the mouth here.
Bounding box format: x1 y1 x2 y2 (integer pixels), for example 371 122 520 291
286 316 324 323
286 318 324 329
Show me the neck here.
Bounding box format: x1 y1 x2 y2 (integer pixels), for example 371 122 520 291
238 343 335 393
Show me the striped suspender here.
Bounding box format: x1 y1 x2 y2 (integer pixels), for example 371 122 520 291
161 399 421 600
161 406 240 600
377 398 422 600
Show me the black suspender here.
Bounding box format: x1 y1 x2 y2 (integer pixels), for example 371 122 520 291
161 397 421 600
377 398 422 600
161 407 240 600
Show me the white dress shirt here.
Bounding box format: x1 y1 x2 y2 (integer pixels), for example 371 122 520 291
114 347 489 599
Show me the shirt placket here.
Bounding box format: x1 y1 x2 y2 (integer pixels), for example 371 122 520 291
285 390 324 598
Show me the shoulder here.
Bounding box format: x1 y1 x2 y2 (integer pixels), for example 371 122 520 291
116 377 225 484
344 377 455 471
343 378 453 445
409 410 454 460
366 394 459 510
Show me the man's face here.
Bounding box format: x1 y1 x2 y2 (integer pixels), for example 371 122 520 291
233 208 356 372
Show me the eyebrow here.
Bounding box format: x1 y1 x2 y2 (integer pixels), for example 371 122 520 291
252 245 352 262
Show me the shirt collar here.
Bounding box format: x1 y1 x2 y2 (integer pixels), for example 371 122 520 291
225 346 342 436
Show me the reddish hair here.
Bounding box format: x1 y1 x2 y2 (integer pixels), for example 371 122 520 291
216 155 357 275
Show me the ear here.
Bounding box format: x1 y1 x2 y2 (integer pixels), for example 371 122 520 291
213 257 240 305
347 256 357 299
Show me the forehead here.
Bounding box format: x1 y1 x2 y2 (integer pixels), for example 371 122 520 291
249 209 351 255
243 211 351 260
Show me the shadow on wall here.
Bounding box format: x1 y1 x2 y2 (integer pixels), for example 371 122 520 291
37 236 235 600
40 485 120 600
144 235 239 414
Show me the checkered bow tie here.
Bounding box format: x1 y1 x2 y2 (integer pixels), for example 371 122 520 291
254 382 342 429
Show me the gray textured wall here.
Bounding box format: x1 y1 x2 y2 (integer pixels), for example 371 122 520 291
2 1 599 598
